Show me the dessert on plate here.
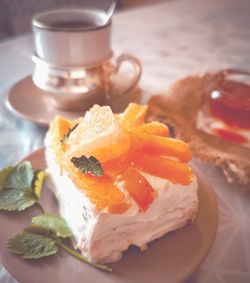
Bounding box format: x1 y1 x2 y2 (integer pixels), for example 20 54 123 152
45 103 198 263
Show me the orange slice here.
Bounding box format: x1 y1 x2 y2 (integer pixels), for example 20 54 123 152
118 167 156 211
89 138 130 163
130 133 192 162
86 178 131 214
119 103 148 129
49 116 72 166
66 105 130 162
127 151 194 185
49 116 71 144
129 121 169 137
66 162 130 214
102 156 129 179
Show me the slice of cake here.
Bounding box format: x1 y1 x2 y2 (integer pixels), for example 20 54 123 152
45 103 198 263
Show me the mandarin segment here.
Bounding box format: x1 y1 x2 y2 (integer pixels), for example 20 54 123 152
130 132 192 162
127 151 194 185
49 116 71 143
89 136 130 163
49 116 72 167
66 162 130 214
119 103 148 129
129 121 169 137
102 157 129 179
118 167 156 211
87 181 130 214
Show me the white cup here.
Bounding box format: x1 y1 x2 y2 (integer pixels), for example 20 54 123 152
32 9 112 67
31 8 142 111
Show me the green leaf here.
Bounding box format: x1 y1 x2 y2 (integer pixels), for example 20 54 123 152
60 123 78 143
32 213 72 238
24 224 53 237
8 231 58 259
0 188 37 211
0 162 47 212
4 162 34 190
71 155 104 176
32 170 46 199
0 166 15 190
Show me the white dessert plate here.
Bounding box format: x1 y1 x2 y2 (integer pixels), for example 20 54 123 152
0 147 218 283
6 76 144 126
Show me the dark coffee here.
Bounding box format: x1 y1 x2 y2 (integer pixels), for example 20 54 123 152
49 19 98 29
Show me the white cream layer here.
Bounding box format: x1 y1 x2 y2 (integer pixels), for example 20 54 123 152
45 135 198 263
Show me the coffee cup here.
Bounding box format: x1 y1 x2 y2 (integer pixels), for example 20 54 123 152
31 9 142 111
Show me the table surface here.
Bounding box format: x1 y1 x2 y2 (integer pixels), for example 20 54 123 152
0 0 250 282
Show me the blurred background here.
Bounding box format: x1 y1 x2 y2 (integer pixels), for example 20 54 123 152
0 0 166 41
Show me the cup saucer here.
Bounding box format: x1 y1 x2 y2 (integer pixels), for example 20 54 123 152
6 75 145 126
6 76 84 126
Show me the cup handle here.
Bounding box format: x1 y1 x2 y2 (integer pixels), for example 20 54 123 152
107 54 142 100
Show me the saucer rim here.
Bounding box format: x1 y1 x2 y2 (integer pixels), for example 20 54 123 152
6 75 84 126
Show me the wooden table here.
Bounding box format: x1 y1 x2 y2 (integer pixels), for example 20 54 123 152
0 0 250 282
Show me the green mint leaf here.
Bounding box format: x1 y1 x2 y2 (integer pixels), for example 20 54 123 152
0 162 47 211
71 155 104 176
0 188 37 211
4 162 34 190
60 123 78 144
24 224 53 237
8 231 58 259
32 213 72 238
0 166 15 190
32 170 46 199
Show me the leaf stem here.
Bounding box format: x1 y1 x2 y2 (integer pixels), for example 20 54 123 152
36 201 45 214
55 239 112 272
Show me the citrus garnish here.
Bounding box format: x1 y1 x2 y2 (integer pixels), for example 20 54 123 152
49 103 194 214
